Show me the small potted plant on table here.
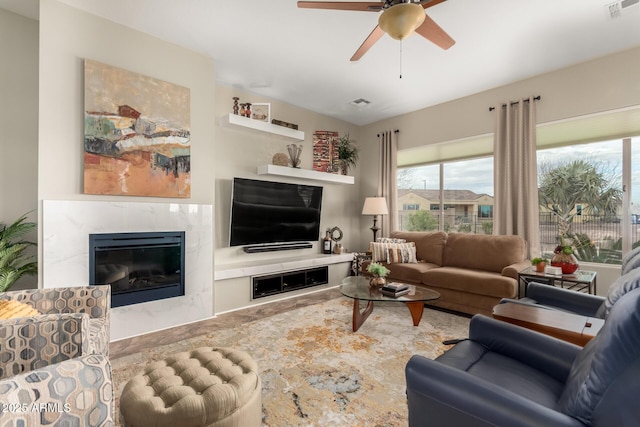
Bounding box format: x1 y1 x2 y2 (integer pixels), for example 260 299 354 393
531 257 547 273
367 262 390 287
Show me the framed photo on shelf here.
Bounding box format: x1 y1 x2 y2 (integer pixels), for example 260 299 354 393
251 103 270 122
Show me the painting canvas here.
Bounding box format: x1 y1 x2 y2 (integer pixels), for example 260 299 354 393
83 60 191 197
312 131 339 173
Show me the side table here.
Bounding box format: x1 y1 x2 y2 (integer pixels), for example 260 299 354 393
517 266 597 298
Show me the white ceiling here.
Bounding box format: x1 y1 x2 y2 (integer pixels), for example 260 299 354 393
2 0 640 126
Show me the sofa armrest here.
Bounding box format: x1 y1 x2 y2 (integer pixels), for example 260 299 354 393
405 355 585 427
526 282 605 317
0 313 90 379
0 354 113 426
469 315 580 382
502 260 532 280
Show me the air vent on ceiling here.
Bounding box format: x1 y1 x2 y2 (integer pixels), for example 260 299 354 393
349 98 371 107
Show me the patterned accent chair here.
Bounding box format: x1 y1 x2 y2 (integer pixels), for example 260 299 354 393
0 286 113 426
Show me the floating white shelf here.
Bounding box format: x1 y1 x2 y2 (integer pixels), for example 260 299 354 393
221 113 305 141
257 164 355 184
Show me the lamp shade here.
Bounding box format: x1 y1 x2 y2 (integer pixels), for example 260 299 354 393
362 197 389 215
378 3 426 41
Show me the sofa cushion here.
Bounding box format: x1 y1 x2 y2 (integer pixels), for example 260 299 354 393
390 231 447 266
385 262 439 284
436 340 564 409
443 233 525 273
423 267 517 298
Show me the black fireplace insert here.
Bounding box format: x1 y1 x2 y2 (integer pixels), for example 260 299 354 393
89 231 185 308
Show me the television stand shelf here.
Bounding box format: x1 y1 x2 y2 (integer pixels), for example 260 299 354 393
253 266 328 299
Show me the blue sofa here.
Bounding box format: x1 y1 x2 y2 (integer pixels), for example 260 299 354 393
405 287 640 426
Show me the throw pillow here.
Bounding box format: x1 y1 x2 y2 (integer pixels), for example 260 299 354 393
376 237 406 243
387 245 418 264
371 241 416 263
0 300 41 319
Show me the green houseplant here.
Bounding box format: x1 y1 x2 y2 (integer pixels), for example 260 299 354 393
367 262 390 287
336 133 359 175
531 257 547 273
0 213 38 292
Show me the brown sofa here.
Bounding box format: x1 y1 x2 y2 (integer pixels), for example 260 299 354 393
371 231 531 316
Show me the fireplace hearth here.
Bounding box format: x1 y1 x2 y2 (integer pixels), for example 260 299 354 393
89 231 185 308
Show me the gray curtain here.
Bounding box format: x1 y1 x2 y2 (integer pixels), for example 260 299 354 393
378 131 398 237
493 98 540 258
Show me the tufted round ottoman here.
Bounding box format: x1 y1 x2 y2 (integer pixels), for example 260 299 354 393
120 347 261 427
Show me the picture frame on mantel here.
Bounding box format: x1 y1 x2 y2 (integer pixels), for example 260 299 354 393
251 103 270 122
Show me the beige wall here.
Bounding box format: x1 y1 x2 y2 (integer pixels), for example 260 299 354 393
0 9 39 289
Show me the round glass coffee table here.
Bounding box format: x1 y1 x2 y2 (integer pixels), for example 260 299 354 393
339 276 440 332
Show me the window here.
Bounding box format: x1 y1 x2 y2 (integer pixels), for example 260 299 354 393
537 139 625 264
479 205 493 218
403 204 420 210
398 157 494 234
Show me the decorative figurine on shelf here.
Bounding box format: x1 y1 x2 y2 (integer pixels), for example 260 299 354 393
244 103 252 118
287 144 303 168
330 226 344 254
232 97 239 115
239 103 246 117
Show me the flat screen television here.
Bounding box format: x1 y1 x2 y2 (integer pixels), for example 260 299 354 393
229 177 323 247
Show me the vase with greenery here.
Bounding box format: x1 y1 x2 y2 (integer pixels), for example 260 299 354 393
367 262 390 287
336 133 358 175
551 243 579 274
0 213 38 292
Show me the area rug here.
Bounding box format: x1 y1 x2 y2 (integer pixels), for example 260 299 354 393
111 297 470 426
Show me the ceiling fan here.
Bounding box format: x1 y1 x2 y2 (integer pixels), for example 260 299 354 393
297 0 455 61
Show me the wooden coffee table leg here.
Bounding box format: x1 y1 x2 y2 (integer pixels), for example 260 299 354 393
406 302 424 326
352 298 374 332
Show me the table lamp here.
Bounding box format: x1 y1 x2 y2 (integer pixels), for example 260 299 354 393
362 197 389 242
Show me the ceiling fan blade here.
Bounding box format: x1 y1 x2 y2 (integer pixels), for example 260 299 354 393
297 1 383 11
350 25 385 61
414 14 455 50
420 0 449 10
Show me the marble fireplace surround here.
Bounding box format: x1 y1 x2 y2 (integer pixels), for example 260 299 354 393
42 200 213 341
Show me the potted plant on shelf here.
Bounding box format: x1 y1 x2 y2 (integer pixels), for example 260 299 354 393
336 133 359 175
531 257 547 273
366 262 390 287
0 213 38 292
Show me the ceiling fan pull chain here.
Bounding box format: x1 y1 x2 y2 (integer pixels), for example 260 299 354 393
399 40 403 79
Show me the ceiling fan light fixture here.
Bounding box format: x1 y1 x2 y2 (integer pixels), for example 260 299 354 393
378 3 426 40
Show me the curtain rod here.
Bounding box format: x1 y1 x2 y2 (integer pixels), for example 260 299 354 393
488 96 541 112
377 129 400 137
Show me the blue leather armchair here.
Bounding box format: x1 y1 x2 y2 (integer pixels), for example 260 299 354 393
405 287 640 426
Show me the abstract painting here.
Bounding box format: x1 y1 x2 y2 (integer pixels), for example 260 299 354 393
83 60 191 197
312 130 339 173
